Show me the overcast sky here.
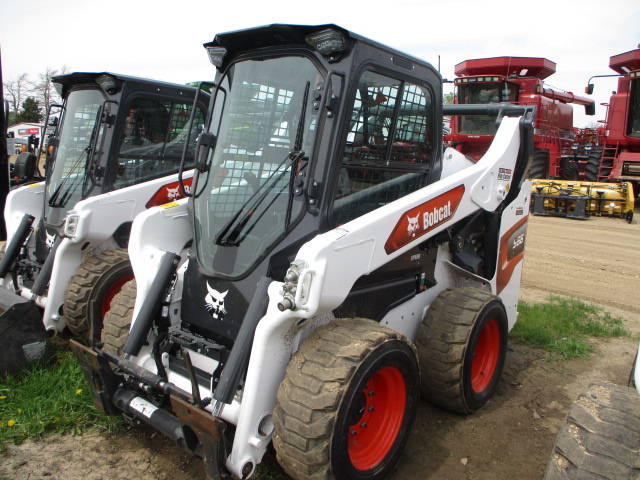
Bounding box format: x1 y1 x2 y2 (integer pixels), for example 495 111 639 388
1 0 639 127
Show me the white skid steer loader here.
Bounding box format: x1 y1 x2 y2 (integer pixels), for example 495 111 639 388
72 24 534 480
0 73 209 375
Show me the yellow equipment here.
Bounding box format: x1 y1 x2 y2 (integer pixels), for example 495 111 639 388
530 179 634 222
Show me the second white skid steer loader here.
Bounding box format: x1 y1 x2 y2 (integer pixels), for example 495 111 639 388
73 24 534 480
0 73 209 375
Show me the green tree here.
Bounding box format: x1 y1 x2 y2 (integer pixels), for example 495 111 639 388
444 92 455 105
15 97 43 123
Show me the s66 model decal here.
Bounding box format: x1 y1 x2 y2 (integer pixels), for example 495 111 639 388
496 216 528 294
384 185 465 254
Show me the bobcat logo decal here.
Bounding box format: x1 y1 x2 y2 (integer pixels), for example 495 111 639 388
406 213 420 237
45 231 57 249
205 282 228 320
166 186 180 201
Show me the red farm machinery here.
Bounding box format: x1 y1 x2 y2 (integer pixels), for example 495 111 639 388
446 56 595 180
528 47 640 223
587 45 640 195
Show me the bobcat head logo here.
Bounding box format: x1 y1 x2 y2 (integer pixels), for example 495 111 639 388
166 186 180 201
406 213 420 237
45 231 56 249
205 282 228 320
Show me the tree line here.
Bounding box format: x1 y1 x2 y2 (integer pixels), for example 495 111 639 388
3 66 68 125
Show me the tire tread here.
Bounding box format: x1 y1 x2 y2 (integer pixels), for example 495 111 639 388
417 287 505 414
273 318 416 480
544 382 640 479
64 248 131 340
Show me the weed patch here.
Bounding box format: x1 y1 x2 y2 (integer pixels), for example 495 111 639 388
513 295 631 359
0 350 121 452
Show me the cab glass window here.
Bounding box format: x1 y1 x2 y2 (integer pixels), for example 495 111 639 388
113 99 205 188
456 81 517 135
333 71 433 224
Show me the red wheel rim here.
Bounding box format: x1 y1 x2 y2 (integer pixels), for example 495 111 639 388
348 366 406 471
101 274 134 317
471 318 501 393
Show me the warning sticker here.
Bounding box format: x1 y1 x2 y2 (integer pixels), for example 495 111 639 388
129 397 158 418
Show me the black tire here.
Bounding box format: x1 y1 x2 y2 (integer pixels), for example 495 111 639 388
64 248 134 344
101 279 136 356
544 382 640 479
527 148 550 179
584 148 602 182
625 210 634 224
416 287 508 414
560 160 580 181
273 318 420 480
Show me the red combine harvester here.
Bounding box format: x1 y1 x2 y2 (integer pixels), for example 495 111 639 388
446 57 595 179
587 46 640 195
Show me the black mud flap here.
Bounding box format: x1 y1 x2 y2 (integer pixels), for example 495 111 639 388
0 288 56 377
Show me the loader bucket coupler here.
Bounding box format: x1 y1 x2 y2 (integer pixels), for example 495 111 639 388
0 289 56 377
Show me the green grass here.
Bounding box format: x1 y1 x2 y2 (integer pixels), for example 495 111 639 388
0 349 122 452
513 295 631 358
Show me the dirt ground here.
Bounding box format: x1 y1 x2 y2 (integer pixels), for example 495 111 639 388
2 212 639 480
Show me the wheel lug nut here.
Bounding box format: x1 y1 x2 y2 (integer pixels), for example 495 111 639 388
368 390 375 396
361 422 367 428
351 430 357 436
368 406 375 412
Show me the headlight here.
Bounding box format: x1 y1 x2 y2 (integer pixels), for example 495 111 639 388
64 213 80 239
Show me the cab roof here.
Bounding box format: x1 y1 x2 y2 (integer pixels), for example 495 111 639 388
51 72 201 98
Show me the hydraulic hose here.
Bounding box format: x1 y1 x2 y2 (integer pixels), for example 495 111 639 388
0 214 35 278
30 236 63 297
123 251 180 357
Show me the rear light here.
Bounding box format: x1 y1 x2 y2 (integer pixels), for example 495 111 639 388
145 178 193 208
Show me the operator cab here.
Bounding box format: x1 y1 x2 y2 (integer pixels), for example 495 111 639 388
37 73 207 261
178 24 442 354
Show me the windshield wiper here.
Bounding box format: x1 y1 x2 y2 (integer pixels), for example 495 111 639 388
214 150 304 246
49 106 104 208
214 82 311 247
284 81 310 229
48 147 90 207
